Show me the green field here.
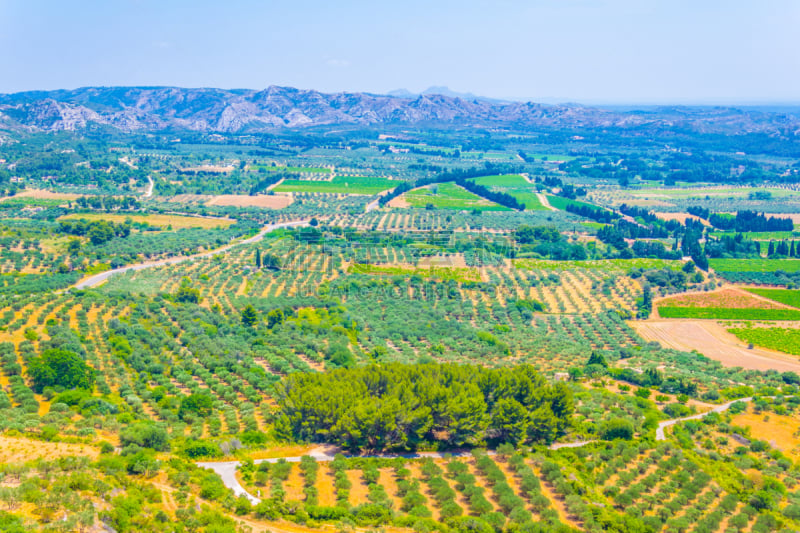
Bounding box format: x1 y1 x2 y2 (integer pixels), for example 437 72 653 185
514 258 682 271
273 176 396 194
744 288 800 308
729 325 800 355
466 175 546 211
659 306 800 320
469 174 530 187
709 258 800 273
509 192 547 211
546 195 606 212
581 222 609 230
404 182 509 211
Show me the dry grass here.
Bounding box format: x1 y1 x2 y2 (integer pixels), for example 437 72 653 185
387 195 410 208
205 194 293 208
240 444 317 461
731 408 800 461
0 435 99 463
58 212 234 229
315 464 338 506
654 212 710 226
1 189 82 201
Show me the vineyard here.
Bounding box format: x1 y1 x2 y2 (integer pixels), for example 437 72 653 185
728 324 800 356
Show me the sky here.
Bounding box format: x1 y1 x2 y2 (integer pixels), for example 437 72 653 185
0 0 798 104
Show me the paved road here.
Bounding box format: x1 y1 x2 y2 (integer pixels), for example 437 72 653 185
144 175 154 198
656 397 753 440
73 219 309 290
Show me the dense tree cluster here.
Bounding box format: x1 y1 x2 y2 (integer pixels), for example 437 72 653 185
706 233 761 258
74 195 140 210
275 363 573 451
58 218 131 244
26 348 95 393
565 202 618 223
709 210 793 232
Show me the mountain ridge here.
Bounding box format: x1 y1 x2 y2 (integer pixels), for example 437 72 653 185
0 85 798 135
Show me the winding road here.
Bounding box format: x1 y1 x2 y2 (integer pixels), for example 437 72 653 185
656 397 753 440
73 219 309 289
199 396 763 504
144 175 154 198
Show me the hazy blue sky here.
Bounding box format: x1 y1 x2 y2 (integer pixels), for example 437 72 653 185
1 0 798 103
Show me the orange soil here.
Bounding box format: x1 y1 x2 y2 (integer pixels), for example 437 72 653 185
315 464 338 506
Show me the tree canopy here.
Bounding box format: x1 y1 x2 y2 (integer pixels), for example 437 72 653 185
26 348 95 393
274 363 573 452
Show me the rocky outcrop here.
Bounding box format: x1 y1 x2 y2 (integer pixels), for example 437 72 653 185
0 85 797 135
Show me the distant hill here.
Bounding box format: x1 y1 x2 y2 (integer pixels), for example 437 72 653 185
0 85 798 135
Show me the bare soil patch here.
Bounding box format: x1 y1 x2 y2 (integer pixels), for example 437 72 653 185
1 189 82 202
387 194 410 208
631 319 800 372
654 212 710 226
206 194 293 208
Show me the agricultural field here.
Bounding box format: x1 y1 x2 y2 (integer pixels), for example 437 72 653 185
469 174 530 187
404 182 510 211
4 117 800 533
514 258 682 272
273 176 397 195
745 288 800 308
58 212 235 230
728 324 800 356
710 258 800 273
467 175 547 211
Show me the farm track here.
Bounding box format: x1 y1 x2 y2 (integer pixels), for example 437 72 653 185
72 219 310 289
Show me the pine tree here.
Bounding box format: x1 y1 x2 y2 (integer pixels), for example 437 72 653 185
255 248 262 268
768 241 775 257
241 305 258 327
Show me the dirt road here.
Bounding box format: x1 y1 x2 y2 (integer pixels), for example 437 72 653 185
632 319 800 372
73 219 309 290
537 193 557 211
